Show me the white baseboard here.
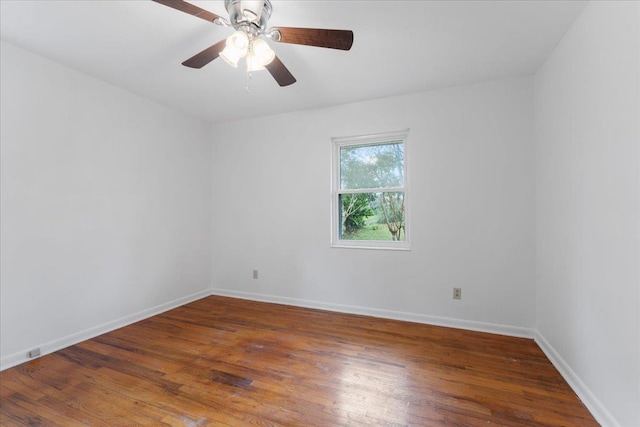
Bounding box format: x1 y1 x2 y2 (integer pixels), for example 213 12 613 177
0 289 211 371
209 288 535 339
535 331 619 427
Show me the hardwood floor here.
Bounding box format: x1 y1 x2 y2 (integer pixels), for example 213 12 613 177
1 295 598 426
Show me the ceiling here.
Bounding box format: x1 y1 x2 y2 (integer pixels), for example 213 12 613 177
0 0 586 124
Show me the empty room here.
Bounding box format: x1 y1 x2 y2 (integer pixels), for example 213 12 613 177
1 0 638 426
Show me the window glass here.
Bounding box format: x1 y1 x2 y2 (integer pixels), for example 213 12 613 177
340 142 404 190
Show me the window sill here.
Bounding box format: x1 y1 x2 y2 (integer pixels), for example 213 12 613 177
331 242 411 251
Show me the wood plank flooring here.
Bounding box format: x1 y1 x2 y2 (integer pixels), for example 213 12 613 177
0 295 598 426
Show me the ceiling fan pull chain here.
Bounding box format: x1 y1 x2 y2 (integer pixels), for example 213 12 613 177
245 38 255 93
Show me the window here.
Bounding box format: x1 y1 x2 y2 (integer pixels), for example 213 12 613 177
331 129 409 250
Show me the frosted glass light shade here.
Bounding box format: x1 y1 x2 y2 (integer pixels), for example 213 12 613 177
227 31 249 51
220 45 242 67
220 31 250 68
245 51 265 72
252 38 275 66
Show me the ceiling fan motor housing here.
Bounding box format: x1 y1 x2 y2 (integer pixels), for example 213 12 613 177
225 0 272 32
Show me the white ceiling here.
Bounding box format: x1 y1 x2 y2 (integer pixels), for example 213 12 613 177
0 0 586 124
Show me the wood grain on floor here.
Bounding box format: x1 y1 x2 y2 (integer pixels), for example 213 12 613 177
0 295 598 426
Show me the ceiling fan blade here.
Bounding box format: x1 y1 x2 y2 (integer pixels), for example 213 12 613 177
272 27 353 51
152 0 220 23
265 56 296 87
182 39 227 68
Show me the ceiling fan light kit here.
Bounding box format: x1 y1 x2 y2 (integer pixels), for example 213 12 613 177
219 30 275 71
152 0 354 87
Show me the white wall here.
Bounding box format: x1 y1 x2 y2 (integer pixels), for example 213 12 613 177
534 2 640 426
0 41 213 368
2 3 636 423
211 76 536 334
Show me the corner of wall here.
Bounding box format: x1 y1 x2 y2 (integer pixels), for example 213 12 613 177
534 332 622 427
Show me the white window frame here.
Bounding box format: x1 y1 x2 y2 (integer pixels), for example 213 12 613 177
331 129 410 250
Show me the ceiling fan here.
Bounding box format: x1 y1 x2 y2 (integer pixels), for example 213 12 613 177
152 0 354 87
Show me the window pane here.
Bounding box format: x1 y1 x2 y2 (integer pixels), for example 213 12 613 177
339 192 405 241
340 142 404 190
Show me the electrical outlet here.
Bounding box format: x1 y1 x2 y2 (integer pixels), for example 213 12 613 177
252 269 258 279
27 348 41 358
453 288 462 300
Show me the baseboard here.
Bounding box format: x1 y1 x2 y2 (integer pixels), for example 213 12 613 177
209 288 535 339
0 289 211 371
535 331 619 427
